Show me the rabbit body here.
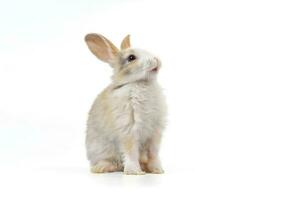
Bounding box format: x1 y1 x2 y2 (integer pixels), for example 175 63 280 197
86 80 166 174
84 33 166 174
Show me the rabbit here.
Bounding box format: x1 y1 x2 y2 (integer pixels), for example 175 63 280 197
84 33 167 175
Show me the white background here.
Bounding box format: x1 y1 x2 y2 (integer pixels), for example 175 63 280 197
0 0 285 199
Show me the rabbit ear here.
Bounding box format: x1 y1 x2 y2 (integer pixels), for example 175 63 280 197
120 34 131 50
85 33 119 63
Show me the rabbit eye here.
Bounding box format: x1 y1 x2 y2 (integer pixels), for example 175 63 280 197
127 54 136 62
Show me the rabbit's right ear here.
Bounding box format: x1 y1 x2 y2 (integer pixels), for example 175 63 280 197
85 33 119 63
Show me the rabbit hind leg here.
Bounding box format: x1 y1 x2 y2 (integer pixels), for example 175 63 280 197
90 159 123 173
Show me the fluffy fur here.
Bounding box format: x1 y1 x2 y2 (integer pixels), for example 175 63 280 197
85 33 167 175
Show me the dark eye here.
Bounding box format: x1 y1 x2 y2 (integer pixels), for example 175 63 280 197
127 54 136 62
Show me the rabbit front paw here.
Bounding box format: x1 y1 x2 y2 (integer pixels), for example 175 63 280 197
124 164 145 175
124 169 146 175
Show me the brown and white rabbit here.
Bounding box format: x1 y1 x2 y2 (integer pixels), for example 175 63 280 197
85 33 167 175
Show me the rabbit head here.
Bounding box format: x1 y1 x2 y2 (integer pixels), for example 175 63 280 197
85 33 161 85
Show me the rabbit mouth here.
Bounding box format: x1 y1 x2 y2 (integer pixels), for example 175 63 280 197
150 66 159 72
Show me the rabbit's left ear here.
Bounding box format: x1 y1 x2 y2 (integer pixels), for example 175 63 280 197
120 35 131 50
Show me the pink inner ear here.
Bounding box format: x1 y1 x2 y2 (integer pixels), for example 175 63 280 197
85 34 118 63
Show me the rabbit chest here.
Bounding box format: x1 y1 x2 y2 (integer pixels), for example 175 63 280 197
112 81 166 139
